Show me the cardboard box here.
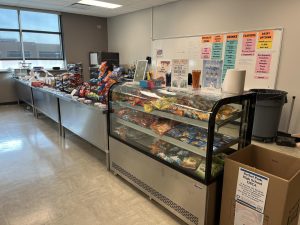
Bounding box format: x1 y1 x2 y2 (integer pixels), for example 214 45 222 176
220 144 300 225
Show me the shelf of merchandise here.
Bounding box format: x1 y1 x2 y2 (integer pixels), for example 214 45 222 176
115 117 239 157
116 101 242 130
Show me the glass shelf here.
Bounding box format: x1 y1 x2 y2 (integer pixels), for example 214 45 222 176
114 117 239 157
115 101 242 131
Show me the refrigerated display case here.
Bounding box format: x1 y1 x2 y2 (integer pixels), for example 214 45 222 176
108 82 256 225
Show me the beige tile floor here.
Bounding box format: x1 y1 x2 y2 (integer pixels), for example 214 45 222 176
1 104 300 225
0 105 184 225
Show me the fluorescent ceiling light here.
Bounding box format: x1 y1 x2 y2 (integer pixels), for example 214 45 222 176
78 0 122 9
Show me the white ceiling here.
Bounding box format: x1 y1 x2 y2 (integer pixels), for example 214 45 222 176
0 0 179 17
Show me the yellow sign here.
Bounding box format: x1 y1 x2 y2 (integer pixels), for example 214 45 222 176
257 30 273 49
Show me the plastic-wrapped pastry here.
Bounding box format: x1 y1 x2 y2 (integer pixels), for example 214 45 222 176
151 97 177 111
114 126 127 140
150 140 171 155
181 157 202 170
194 111 210 121
219 105 237 115
195 156 225 179
144 103 154 113
150 120 176 136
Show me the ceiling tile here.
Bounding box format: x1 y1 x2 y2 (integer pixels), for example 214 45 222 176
0 0 179 17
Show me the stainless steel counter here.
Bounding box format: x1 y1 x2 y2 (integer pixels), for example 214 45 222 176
32 87 60 123
13 78 109 167
59 97 109 159
15 79 34 107
0 72 18 103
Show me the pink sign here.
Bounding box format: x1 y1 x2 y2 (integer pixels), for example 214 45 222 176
241 32 256 56
201 47 211 59
255 54 272 79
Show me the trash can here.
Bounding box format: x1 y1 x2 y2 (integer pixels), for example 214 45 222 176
250 89 288 142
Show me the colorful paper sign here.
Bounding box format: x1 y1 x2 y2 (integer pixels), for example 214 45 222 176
155 60 171 84
255 54 272 79
242 32 257 56
171 59 189 89
213 35 224 43
257 30 273 49
201 47 211 59
222 33 239 79
201 35 212 43
202 60 223 89
212 35 224 60
227 33 239 41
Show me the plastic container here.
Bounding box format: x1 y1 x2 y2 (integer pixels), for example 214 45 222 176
250 89 288 142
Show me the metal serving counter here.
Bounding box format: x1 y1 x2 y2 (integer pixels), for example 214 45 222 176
13 78 109 167
32 87 60 123
59 97 109 165
15 79 34 107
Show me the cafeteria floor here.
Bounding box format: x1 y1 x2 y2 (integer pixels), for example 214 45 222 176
0 104 299 225
0 105 184 225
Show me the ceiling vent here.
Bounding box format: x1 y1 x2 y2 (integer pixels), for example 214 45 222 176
69 3 91 10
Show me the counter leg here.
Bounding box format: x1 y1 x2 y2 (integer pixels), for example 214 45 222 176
61 126 65 138
35 109 39 118
106 151 110 171
58 124 62 137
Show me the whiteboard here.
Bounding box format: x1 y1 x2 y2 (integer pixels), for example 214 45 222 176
152 28 283 90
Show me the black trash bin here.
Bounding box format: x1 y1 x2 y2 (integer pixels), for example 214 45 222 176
250 89 288 142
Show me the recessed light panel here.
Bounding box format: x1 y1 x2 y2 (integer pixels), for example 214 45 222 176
78 0 122 9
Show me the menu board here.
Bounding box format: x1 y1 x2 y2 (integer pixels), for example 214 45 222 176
152 28 283 89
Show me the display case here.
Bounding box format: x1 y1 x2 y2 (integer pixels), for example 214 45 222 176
108 82 256 225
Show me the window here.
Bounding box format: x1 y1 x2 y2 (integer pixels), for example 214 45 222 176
23 33 63 59
20 11 60 32
0 7 64 69
0 8 18 29
0 31 22 59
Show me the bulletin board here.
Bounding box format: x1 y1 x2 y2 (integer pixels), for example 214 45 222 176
152 28 283 90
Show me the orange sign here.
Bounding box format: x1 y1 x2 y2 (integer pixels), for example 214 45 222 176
257 30 273 49
213 35 224 43
258 30 273 41
243 32 257 38
226 33 239 41
201 35 212 43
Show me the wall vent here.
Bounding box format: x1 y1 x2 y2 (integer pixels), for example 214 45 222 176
112 162 199 225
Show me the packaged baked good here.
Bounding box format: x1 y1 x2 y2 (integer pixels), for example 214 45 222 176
181 156 202 170
144 103 154 113
150 120 176 136
195 156 225 179
150 140 171 155
114 126 127 140
194 111 210 121
177 150 190 158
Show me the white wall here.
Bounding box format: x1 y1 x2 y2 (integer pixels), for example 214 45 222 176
108 8 152 66
108 0 300 133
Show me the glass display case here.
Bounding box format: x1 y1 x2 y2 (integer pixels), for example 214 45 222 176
109 83 255 183
108 82 256 225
